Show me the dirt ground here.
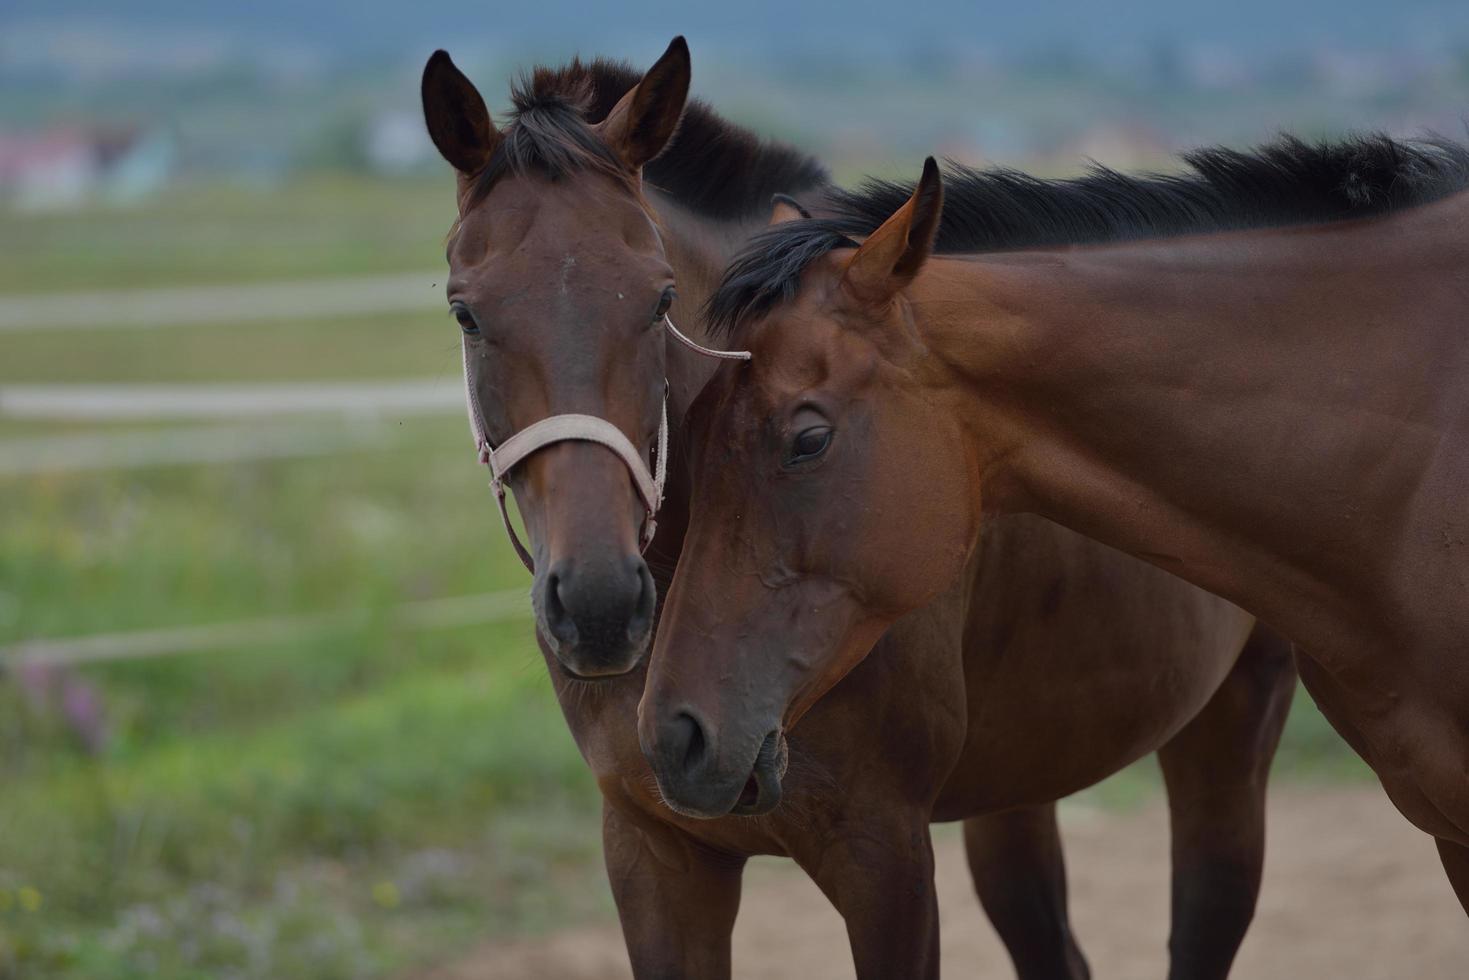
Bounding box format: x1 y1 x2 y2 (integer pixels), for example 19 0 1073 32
423 787 1468 979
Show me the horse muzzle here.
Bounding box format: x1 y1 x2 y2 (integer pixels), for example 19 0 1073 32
643 709 788 819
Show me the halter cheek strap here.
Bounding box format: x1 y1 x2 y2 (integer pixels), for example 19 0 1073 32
464 315 747 574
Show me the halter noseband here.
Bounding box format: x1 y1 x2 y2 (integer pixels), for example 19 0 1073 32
464 315 750 573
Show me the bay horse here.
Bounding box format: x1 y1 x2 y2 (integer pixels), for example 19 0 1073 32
423 40 1293 977
645 141 1469 922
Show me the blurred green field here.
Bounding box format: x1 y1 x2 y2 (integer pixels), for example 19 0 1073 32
0 176 610 978
0 177 455 294
0 315 464 384
0 176 1367 979
0 422 618 976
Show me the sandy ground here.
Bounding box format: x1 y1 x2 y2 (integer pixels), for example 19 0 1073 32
422 787 1468 979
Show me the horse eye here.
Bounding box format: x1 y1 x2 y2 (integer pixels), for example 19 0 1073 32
451 305 479 336
786 426 833 465
653 287 676 320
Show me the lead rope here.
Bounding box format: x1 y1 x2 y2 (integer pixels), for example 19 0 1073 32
463 315 749 573
663 314 752 362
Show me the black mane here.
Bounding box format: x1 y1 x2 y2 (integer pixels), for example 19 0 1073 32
706 133 1469 336
469 58 829 219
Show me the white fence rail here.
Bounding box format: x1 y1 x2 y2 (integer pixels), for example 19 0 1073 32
0 271 445 332
1 274 515 668
0 380 463 421
0 591 532 669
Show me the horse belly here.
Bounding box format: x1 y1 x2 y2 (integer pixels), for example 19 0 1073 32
933 515 1254 819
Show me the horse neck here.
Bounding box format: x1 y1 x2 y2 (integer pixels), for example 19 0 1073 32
914 193 1469 655
642 192 772 583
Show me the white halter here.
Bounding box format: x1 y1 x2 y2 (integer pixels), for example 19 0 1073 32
464 315 750 573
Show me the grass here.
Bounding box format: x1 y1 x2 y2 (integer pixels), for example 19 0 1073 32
0 423 504 643
0 635 607 979
0 433 609 978
0 174 1372 979
0 177 544 975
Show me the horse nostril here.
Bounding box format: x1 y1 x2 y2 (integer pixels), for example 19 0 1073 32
542 568 578 645
627 560 656 639
538 556 650 674
672 711 708 774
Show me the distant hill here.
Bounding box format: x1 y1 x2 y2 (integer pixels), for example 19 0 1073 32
4 0 1468 186
6 0 1469 57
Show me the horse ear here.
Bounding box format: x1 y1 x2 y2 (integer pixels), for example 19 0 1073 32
769 193 811 226
841 157 943 303
598 36 691 171
421 50 498 175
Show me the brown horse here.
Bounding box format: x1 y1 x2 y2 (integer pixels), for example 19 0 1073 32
646 142 1469 920
423 41 1293 977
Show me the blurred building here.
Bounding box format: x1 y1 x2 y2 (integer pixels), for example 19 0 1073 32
0 125 175 210
364 110 435 174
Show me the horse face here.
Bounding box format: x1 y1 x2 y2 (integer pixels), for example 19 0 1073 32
638 255 978 818
423 42 690 679
449 175 670 676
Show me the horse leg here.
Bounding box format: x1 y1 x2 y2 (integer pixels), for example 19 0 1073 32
602 801 746 979
1436 837 1469 915
797 812 941 980
962 802 1090 979
1155 622 1295 980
